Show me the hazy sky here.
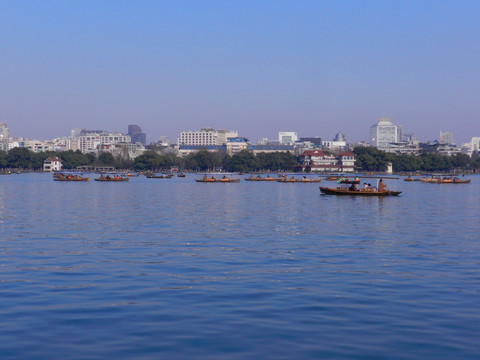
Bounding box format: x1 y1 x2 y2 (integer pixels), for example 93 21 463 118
1 1 479 144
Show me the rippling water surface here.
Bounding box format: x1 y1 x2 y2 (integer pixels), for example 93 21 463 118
1 173 479 359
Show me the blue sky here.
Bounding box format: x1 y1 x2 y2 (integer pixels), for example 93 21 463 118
1 1 479 144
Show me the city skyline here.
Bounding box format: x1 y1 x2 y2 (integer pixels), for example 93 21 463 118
2 1 479 143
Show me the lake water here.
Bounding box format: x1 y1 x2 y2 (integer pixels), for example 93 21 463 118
1 173 479 359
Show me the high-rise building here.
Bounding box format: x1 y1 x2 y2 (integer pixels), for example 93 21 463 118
370 118 403 150
128 125 146 146
439 131 454 145
0 123 9 151
0 123 10 141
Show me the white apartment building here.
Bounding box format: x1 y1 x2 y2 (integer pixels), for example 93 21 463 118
24 139 56 152
43 157 63 172
370 118 403 150
72 130 131 153
279 132 298 145
177 128 238 146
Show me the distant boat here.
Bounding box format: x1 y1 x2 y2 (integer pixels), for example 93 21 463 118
421 176 470 184
245 174 278 181
145 172 173 179
278 176 322 183
319 186 401 196
53 172 89 182
196 176 240 183
94 174 129 182
404 176 422 182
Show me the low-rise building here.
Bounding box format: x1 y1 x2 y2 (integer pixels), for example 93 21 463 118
43 157 62 172
248 145 294 155
226 137 249 155
297 150 356 172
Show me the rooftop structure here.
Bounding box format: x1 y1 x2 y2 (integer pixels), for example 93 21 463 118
279 132 298 145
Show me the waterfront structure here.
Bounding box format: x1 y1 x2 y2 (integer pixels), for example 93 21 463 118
128 125 146 146
279 132 298 145
370 118 403 150
297 150 356 172
43 157 62 172
337 151 356 171
178 128 238 146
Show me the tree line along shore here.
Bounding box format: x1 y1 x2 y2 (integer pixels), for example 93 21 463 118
1 147 479 173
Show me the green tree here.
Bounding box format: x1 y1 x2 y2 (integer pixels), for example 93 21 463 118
6 148 36 169
0 150 7 168
184 150 223 171
59 150 93 169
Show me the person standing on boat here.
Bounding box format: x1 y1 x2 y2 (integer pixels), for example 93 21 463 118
378 179 386 192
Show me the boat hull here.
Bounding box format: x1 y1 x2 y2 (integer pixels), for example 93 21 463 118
196 179 240 183
421 179 470 184
319 187 401 196
278 179 322 183
94 178 129 182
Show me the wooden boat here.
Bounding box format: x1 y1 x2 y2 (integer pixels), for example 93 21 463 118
319 186 401 196
177 173 186 177
278 177 322 183
145 172 173 179
196 176 240 183
245 175 279 181
404 177 422 182
94 174 129 182
421 176 470 184
53 173 89 182
325 176 338 181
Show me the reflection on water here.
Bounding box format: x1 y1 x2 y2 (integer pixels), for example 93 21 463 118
0 173 479 359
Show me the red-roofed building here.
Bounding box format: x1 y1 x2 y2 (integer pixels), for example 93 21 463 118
43 157 63 172
297 150 356 172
